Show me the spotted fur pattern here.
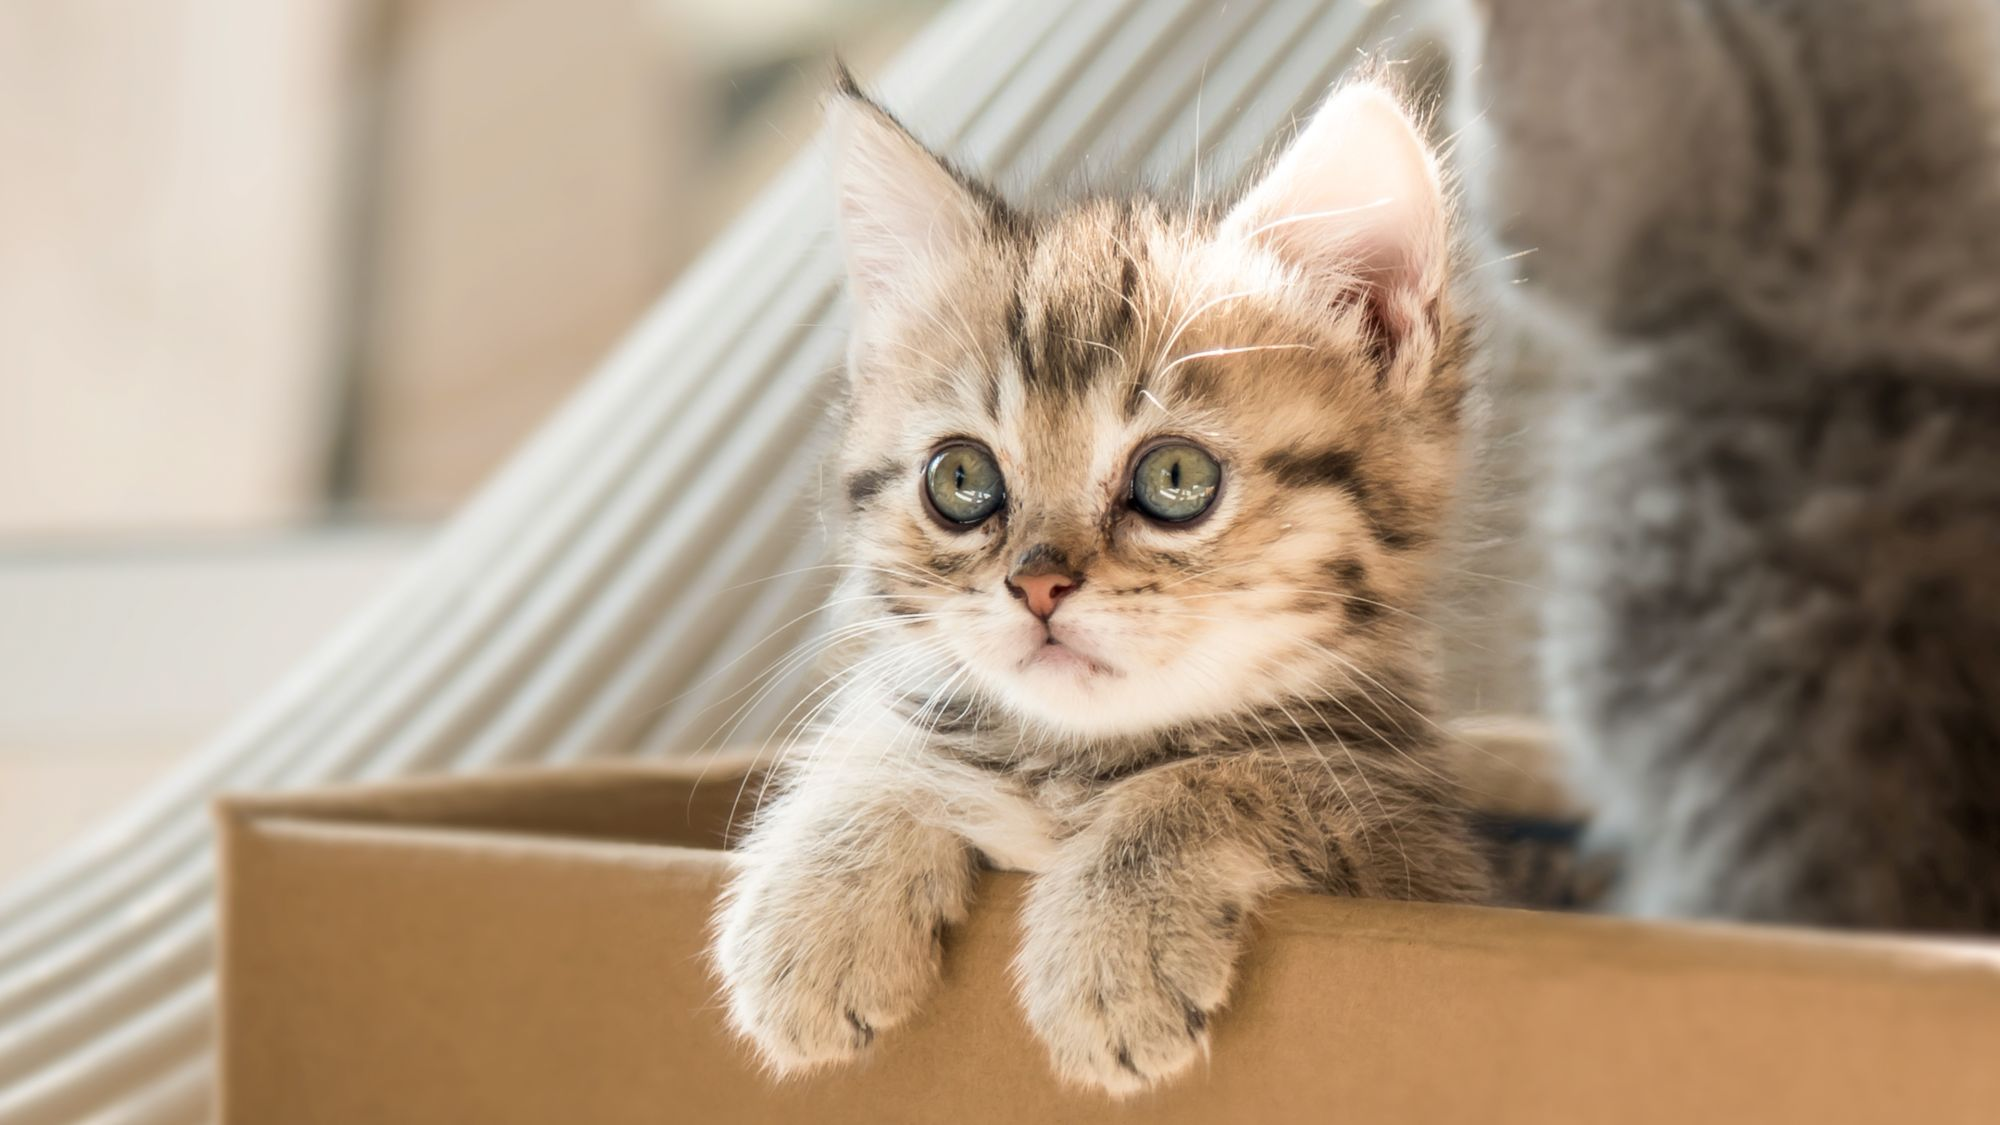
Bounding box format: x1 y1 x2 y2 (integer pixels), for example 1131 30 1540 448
712 72 1492 1096
1473 0 2000 928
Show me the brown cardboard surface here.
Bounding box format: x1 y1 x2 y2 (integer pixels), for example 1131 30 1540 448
217 758 2000 1124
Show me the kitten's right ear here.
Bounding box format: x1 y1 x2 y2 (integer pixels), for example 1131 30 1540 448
828 68 990 336
1221 83 1447 391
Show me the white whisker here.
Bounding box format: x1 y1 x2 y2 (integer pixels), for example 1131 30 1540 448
1239 197 1393 242
1156 342 1317 382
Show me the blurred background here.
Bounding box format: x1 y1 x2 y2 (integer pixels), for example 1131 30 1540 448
0 0 944 880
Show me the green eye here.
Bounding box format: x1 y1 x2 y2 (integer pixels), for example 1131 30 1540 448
923 443 1005 526
1131 442 1221 523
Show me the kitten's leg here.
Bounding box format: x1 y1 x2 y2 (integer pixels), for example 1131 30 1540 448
713 754 976 1073
1016 752 1486 1096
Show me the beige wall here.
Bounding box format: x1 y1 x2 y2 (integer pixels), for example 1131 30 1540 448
351 0 700 515
0 0 935 537
0 0 688 532
0 0 359 535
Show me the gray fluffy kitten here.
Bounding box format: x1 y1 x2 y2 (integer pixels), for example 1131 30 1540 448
1474 0 2000 929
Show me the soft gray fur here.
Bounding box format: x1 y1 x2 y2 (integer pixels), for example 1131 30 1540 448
1473 0 2000 929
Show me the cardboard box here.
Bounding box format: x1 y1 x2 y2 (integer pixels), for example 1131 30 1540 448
216 752 2000 1124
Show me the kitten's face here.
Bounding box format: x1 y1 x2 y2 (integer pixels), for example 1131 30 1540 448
830 82 1466 741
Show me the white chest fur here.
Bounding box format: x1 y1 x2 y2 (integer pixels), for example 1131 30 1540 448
931 771 1064 874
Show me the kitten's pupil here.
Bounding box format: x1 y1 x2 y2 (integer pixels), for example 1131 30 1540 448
1170 460 1181 488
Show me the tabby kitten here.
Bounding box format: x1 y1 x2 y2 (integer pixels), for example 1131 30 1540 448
1473 0 2000 929
711 72 1490 1096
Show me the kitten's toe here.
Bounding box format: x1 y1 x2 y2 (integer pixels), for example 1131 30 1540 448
712 880 947 1073
1018 913 1236 1097
1023 974 1216 1097
727 983 881 1074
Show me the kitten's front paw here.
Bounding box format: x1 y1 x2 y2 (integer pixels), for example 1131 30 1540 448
712 866 948 1074
1017 888 1242 1097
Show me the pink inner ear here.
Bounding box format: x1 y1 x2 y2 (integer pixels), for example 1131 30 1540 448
829 98 985 326
1223 84 1446 336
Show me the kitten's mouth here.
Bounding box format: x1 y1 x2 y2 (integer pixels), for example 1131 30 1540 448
1019 633 1118 679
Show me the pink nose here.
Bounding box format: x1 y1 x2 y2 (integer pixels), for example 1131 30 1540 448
1008 572 1078 620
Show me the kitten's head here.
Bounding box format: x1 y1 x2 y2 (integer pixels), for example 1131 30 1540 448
829 73 1471 742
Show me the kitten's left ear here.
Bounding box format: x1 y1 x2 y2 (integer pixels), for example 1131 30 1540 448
1222 84 1447 385
827 68 993 345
